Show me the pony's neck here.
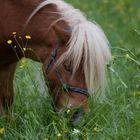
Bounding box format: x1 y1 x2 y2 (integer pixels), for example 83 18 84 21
12 0 42 7
0 0 70 65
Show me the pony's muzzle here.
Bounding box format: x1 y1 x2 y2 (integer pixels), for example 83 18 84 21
71 108 85 125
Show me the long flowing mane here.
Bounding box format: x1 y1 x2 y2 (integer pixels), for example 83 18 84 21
26 0 111 94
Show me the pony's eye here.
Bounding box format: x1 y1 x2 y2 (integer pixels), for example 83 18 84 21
63 63 72 73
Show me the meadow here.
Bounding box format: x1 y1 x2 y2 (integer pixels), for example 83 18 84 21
0 0 140 139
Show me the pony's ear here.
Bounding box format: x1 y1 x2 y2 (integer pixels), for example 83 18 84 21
53 23 71 45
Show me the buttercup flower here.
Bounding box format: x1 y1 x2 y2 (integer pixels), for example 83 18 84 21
25 35 31 39
125 54 130 59
66 109 71 114
0 128 5 134
23 48 27 51
132 91 140 97
93 127 97 132
19 65 24 68
12 32 17 35
57 133 62 137
7 40 12 44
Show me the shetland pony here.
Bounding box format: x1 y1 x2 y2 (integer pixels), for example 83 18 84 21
0 0 111 124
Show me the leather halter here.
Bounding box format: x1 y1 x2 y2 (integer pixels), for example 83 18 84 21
45 44 89 97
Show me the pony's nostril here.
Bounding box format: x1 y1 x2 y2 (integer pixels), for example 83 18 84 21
71 108 85 125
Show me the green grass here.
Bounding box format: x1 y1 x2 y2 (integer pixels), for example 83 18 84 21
0 0 140 139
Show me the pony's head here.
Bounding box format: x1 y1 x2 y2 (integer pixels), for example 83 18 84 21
26 0 111 124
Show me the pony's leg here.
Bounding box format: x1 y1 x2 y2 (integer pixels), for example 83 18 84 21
0 63 17 114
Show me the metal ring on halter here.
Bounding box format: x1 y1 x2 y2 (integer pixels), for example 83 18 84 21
45 43 89 98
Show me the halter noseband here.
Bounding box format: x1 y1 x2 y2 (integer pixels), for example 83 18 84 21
45 44 89 98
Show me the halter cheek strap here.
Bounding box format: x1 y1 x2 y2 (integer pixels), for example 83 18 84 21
45 44 89 98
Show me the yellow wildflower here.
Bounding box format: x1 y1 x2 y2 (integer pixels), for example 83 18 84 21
57 133 62 137
12 32 17 35
25 35 31 39
66 109 71 114
19 65 24 68
132 91 140 97
7 40 12 44
23 48 27 51
93 127 97 132
125 54 130 59
0 128 5 134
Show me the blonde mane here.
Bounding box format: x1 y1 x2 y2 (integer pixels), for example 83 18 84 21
26 0 111 94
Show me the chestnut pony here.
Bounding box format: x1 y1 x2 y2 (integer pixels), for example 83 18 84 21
0 0 111 123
